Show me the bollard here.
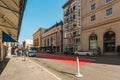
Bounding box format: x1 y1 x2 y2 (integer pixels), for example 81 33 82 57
75 56 83 77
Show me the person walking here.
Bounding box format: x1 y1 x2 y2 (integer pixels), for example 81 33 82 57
14 47 18 57
22 48 26 60
19 49 23 57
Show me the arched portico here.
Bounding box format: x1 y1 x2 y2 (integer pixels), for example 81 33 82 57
103 31 115 53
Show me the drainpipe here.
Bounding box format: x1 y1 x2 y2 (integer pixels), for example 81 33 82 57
80 0 82 50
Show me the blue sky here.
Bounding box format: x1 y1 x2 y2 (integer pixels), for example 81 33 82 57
19 0 67 42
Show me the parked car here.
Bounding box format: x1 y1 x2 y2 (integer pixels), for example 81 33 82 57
74 50 94 56
64 51 74 55
28 50 36 57
46 50 50 53
46 50 54 53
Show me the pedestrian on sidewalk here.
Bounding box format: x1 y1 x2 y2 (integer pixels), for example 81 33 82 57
22 48 26 60
14 47 18 57
19 49 23 57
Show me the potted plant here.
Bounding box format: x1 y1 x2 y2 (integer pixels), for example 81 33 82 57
116 45 120 55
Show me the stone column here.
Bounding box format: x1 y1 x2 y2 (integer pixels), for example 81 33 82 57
0 42 3 61
7 42 12 56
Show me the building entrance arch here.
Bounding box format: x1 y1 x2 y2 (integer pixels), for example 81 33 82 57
104 31 115 52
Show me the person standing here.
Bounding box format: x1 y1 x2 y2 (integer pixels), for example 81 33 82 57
19 49 23 57
22 48 26 60
14 47 18 57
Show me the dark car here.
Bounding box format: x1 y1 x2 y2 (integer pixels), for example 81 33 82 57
28 50 36 57
64 51 74 55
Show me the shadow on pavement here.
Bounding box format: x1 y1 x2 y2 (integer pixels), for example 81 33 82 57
0 58 10 75
78 55 120 66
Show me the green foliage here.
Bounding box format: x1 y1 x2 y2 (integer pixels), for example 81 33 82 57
116 45 120 55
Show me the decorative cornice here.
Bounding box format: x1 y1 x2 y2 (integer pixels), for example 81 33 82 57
83 17 120 31
45 21 63 32
42 32 57 39
62 0 73 8
82 0 120 18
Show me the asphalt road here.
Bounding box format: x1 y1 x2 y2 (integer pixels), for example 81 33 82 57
29 53 120 80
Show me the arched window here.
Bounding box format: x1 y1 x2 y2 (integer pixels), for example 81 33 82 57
104 31 115 52
50 38 53 45
47 39 49 46
89 34 97 50
44 39 46 46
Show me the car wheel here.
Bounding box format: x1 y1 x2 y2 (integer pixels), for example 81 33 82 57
76 53 78 55
86 53 90 56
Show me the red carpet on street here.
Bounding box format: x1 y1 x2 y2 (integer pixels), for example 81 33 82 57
36 53 94 66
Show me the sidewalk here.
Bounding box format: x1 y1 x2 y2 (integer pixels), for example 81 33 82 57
0 56 61 80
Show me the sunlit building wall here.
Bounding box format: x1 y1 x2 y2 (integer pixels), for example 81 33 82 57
81 0 120 55
41 21 63 53
62 0 82 52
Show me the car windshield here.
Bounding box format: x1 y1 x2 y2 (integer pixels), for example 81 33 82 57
29 50 36 53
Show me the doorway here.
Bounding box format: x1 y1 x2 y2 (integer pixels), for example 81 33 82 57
104 31 115 52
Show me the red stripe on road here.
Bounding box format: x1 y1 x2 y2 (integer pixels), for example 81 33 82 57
36 53 94 66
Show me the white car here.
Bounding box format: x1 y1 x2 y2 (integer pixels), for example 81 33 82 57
74 50 94 56
28 50 37 57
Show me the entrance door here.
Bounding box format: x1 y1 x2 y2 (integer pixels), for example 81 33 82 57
104 31 115 52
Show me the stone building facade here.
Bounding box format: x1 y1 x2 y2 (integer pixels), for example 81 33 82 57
33 21 63 53
0 0 26 61
62 0 82 52
41 21 63 53
81 0 120 55
33 28 46 51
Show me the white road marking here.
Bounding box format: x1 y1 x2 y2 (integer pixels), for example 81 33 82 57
29 59 62 80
